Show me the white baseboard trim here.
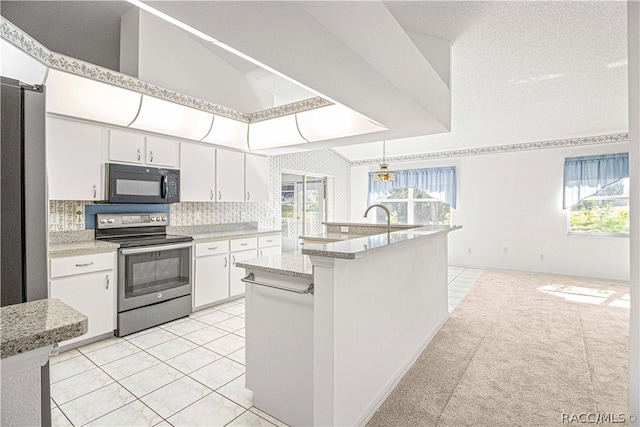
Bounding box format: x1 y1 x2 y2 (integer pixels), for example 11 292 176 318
354 312 450 426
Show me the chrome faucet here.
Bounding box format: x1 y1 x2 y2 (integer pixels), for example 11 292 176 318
363 204 391 236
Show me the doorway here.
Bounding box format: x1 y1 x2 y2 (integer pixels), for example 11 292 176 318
281 173 328 252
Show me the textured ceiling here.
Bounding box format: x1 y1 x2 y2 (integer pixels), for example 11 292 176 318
335 1 628 160
1 1 628 160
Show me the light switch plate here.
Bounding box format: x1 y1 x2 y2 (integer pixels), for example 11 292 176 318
340 226 349 233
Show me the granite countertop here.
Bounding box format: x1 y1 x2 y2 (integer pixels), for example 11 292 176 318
301 232 368 243
49 240 120 258
1 299 88 359
48 225 280 257
323 222 422 230
169 227 281 243
301 225 462 260
235 251 313 280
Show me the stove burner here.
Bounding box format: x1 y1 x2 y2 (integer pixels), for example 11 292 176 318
95 212 192 248
102 234 192 248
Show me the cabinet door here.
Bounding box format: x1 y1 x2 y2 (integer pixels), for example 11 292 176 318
47 117 105 200
50 270 115 346
146 136 179 168
216 149 245 202
230 249 258 297
194 253 229 308
109 129 145 164
245 154 270 202
259 245 281 258
180 143 216 202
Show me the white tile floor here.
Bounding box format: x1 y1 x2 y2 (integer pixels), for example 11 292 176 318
50 268 483 426
448 266 484 312
50 298 287 427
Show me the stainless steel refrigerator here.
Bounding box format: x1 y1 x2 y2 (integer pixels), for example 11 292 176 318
1 76 51 425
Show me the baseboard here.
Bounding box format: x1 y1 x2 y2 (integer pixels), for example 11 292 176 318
354 311 450 426
58 331 114 353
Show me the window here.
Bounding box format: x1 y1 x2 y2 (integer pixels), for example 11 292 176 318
367 166 456 225
371 187 451 225
568 178 629 235
563 153 629 236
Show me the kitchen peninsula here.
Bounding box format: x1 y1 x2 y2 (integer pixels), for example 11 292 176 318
237 224 461 426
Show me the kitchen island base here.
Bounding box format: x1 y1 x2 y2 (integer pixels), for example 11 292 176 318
243 227 456 426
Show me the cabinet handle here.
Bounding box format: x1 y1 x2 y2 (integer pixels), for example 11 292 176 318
224 257 228 267
137 148 141 161
218 190 222 200
247 191 251 201
106 274 110 290
149 150 154 162
92 184 97 199
210 190 214 200
260 250 263 257
208 247 218 251
266 239 273 243
49 343 59 357
75 262 94 268
240 243 249 246
232 255 236 265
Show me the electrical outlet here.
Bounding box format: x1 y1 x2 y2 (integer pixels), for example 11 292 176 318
341 226 349 233
540 254 544 261
240 211 246 221
467 248 472 254
503 247 508 254
224 212 230 221
195 212 200 221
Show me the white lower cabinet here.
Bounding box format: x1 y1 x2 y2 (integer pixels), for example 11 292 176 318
49 252 116 347
193 235 279 309
230 249 258 297
259 245 281 257
194 252 229 308
193 240 229 309
258 234 282 258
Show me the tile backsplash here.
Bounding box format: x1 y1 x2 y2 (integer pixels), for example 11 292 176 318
48 200 271 231
49 201 87 231
49 148 352 233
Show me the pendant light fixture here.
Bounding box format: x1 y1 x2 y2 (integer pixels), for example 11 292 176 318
373 141 395 182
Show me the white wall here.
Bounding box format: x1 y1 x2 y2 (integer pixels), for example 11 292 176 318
351 142 630 281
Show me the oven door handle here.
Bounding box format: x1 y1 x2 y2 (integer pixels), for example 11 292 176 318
120 241 193 255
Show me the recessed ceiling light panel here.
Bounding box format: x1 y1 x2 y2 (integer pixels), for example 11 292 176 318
46 69 142 126
129 95 213 140
296 104 386 142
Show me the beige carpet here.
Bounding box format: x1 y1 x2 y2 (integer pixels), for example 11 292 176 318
367 269 630 427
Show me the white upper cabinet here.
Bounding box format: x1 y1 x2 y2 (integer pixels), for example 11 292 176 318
245 154 270 202
146 136 180 168
180 143 216 202
108 129 145 164
216 149 245 202
47 117 106 201
109 131 178 169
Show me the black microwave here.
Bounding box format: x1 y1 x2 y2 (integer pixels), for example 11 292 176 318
107 163 180 204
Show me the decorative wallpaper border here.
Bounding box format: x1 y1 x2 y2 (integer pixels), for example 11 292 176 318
250 97 333 122
346 133 629 166
1 16 52 64
1 17 332 124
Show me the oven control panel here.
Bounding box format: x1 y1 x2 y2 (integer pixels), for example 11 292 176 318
96 213 169 229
